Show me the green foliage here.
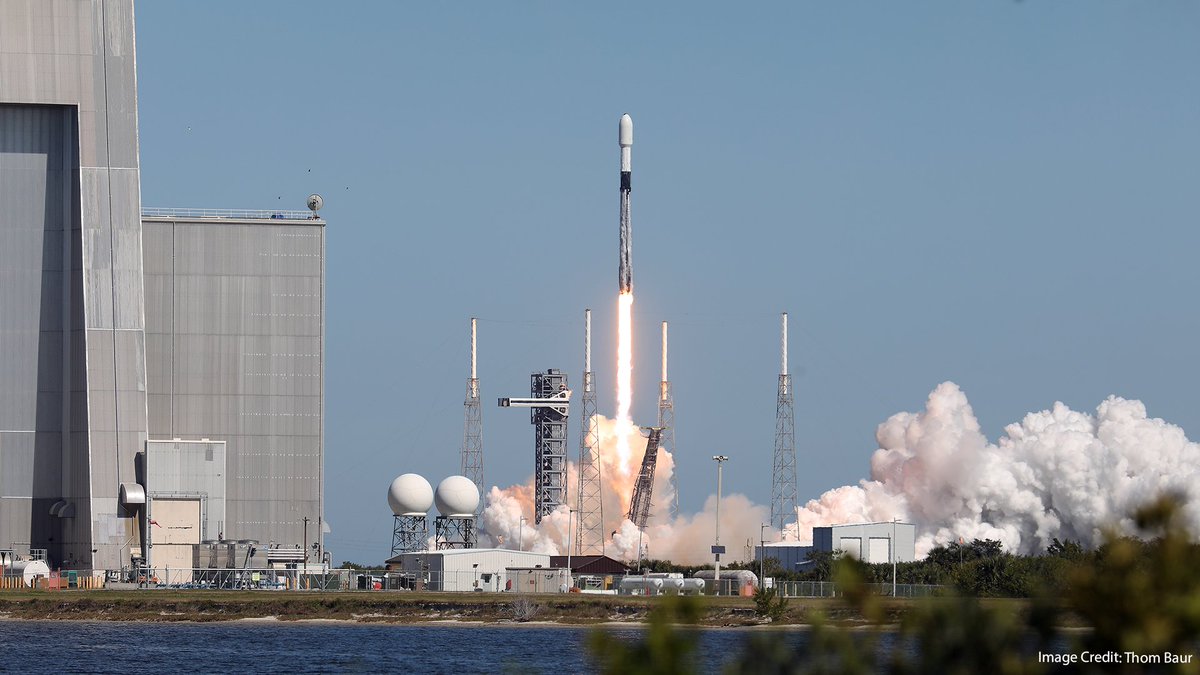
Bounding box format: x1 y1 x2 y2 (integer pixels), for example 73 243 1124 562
1067 494 1200 666
588 595 701 674
591 495 1200 673
752 584 790 622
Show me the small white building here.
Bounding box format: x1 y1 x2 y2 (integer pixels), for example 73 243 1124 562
387 549 551 592
757 521 917 570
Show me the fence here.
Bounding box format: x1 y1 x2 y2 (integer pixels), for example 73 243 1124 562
775 580 944 598
0 570 104 591
141 207 318 221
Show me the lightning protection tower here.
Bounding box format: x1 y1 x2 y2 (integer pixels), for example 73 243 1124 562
658 321 679 519
576 310 604 556
461 318 484 516
771 312 798 535
498 370 571 524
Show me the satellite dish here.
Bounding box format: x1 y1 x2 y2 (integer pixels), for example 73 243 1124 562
307 193 324 212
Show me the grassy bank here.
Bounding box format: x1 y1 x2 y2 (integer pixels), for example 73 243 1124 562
0 590 1040 627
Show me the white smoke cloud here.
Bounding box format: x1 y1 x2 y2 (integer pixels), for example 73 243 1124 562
787 382 1200 556
481 414 770 564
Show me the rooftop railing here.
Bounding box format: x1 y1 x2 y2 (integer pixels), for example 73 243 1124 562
141 207 319 221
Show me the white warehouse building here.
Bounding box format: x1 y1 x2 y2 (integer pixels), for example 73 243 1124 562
757 522 916 570
386 549 553 593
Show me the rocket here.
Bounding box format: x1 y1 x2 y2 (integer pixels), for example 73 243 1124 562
619 113 633 294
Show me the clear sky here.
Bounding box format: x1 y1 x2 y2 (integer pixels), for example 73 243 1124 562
134 1 1200 563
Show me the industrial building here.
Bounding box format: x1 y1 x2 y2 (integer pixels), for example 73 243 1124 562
757 522 916 570
0 0 325 574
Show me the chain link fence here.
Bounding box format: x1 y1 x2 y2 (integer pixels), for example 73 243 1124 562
775 580 944 598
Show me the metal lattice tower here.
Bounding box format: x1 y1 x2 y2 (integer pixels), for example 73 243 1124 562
531 371 569 523
576 309 604 556
499 371 571 524
658 322 678 519
434 516 476 550
392 515 428 555
461 318 484 516
627 427 664 529
771 312 798 535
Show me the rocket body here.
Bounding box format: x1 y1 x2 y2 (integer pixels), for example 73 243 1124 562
619 114 633 294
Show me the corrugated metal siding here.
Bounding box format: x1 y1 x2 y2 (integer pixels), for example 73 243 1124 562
143 217 324 548
0 0 146 571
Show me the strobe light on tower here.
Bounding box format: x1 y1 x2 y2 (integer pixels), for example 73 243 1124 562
434 475 479 549
389 474 433 555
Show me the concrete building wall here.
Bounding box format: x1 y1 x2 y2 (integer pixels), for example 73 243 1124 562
0 0 146 570
141 216 325 551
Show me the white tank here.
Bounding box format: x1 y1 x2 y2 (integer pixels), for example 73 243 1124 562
387 473 433 516
434 475 479 517
6 559 50 587
619 576 666 595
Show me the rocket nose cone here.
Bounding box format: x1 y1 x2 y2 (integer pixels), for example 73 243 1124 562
619 114 633 147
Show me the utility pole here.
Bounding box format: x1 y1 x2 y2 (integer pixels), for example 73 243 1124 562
893 518 898 598
712 455 728 594
760 523 768 589
566 508 575 591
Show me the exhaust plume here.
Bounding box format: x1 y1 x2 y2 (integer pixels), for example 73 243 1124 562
786 382 1200 555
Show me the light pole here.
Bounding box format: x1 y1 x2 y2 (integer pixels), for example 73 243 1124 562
760 523 768 590
892 517 898 598
566 508 576 591
519 516 526 552
712 454 728 595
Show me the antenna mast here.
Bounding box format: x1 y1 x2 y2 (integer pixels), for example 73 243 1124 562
771 312 797 535
576 309 605 555
461 318 485 516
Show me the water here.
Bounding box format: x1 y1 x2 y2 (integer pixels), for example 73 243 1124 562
0 621 831 673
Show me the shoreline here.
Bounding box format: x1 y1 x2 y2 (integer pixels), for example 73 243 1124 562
0 590 1055 630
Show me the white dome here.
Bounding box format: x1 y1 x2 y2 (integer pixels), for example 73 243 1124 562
434 475 479 517
387 474 433 516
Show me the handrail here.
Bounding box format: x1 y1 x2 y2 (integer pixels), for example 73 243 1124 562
141 207 319 221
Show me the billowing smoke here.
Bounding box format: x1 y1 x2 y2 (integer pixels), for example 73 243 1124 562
481 414 769 563
786 382 1200 555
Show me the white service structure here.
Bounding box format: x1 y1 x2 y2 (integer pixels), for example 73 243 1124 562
387 548 552 592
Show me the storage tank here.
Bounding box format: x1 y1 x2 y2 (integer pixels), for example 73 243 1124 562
694 569 759 595
619 575 666 595
5 559 50 587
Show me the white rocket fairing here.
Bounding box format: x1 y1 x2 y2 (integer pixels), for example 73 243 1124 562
619 113 633 294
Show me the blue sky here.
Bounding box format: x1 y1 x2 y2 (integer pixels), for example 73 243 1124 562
134 1 1200 563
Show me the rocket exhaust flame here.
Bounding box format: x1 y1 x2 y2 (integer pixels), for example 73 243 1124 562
615 292 635 471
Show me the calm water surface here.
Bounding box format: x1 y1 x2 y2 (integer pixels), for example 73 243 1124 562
0 620 841 673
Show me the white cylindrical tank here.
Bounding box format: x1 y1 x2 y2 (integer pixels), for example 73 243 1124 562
388 474 434 516
5 559 50 587
619 576 666 595
434 475 480 517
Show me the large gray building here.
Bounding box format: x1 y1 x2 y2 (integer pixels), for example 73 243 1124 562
0 0 325 573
